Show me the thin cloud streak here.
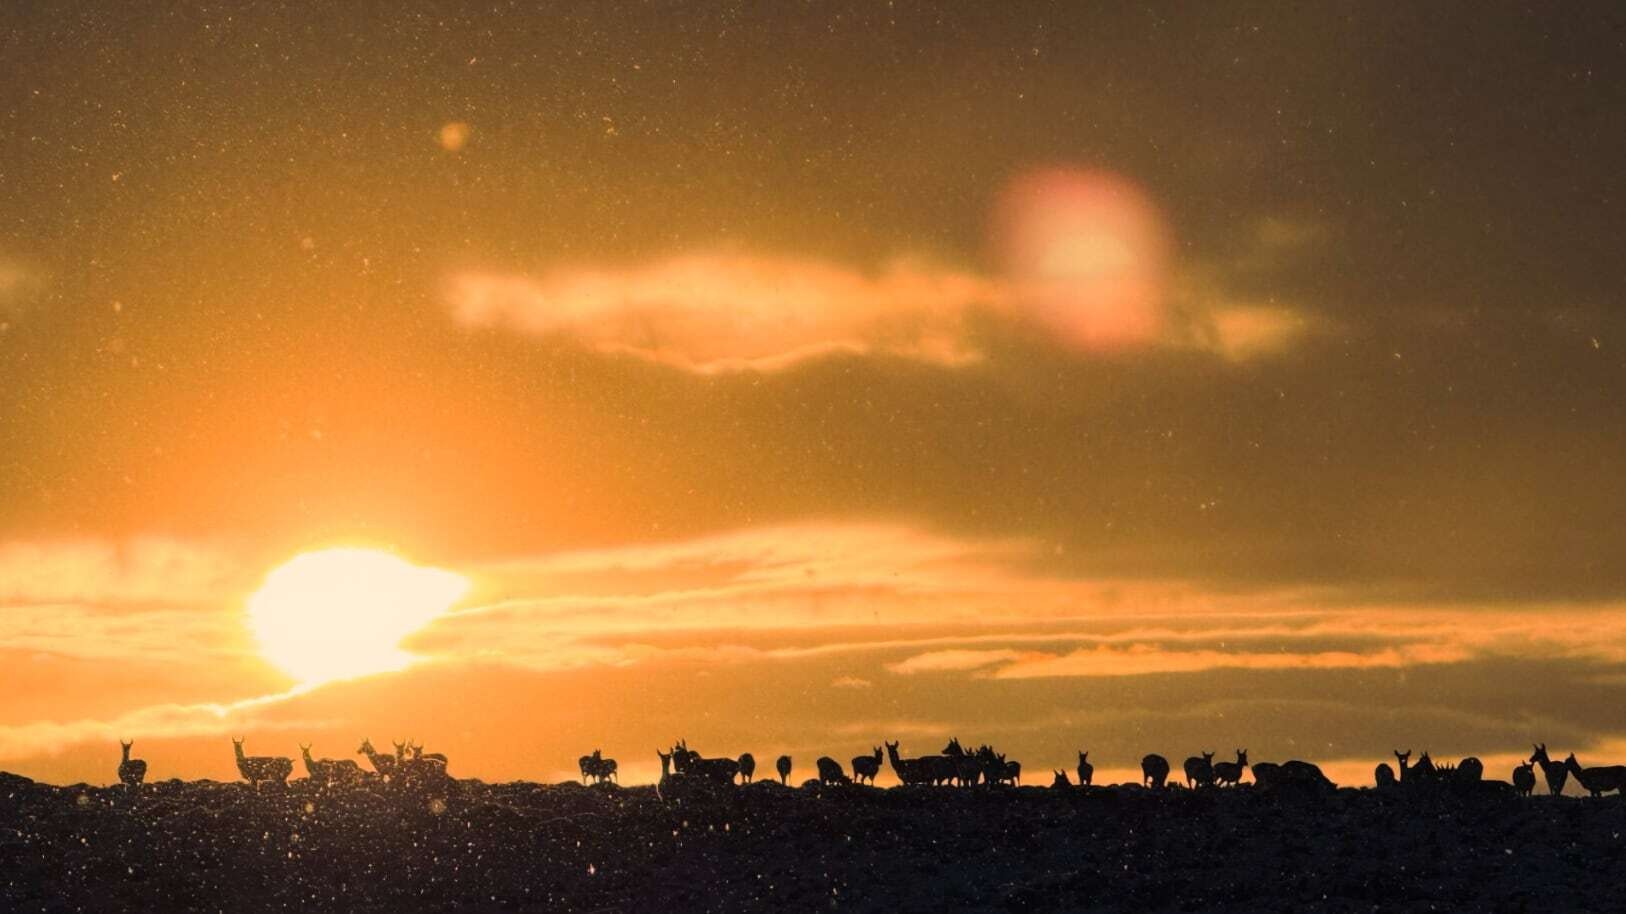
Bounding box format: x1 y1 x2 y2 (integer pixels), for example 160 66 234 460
0 538 242 607
0 686 321 761
424 522 1626 687
447 250 1316 373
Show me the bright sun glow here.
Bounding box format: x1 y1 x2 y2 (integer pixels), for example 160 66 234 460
246 548 469 686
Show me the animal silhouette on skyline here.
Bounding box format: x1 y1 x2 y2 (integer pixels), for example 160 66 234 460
232 738 292 788
357 738 397 777
852 747 882 785
1183 751 1216 789
816 756 851 785
1512 762 1536 797
300 744 364 787
117 740 146 789
1141 754 1170 788
1564 753 1626 797
1530 743 1569 796
1212 750 1248 787
99 732 1615 802
579 749 618 784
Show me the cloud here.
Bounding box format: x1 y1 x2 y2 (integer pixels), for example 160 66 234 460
0 687 318 761
445 246 1320 373
830 676 872 689
0 538 242 607
987 642 1472 679
886 649 1026 674
420 521 1626 694
448 254 995 373
0 604 251 664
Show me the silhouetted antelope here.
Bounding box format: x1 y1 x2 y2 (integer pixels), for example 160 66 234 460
409 741 449 768
1374 763 1396 788
1076 751 1093 787
885 741 935 787
1564 753 1626 797
579 750 616 784
117 740 146 789
1141 754 1170 788
1453 756 1483 783
975 745 1002 785
1530 743 1568 796
672 740 739 786
776 754 792 785
1052 769 1072 788
737 753 756 784
1512 762 1536 797
816 756 851 785
1393 750 1413 783
397 743 450 788
1183 751 1215 789
300 744 364 786
942 738 982 787
232 738 292 788
1251 759 1333 792
995 751 1021 786
357 739 397 777
851 747 882 785
1212 750 1248 787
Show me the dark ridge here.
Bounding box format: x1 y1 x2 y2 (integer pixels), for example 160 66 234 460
0 772 1609 912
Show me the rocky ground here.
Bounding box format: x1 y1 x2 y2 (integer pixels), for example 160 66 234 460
2 770 1622 912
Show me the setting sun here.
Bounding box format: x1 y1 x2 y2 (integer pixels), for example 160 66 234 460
245 548 469 686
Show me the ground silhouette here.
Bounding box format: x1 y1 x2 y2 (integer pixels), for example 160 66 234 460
0 769 1613 912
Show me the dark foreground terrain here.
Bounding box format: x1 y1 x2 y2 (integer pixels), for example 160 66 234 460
3 771 1622 913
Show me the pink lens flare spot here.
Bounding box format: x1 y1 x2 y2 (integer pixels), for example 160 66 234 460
991 167 1171 350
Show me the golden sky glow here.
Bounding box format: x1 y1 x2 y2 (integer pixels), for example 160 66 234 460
3 4 1626 788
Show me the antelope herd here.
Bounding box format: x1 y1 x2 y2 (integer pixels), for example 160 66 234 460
108 736 1626 800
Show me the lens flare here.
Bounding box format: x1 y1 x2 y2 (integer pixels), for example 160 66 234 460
991 167 1170 350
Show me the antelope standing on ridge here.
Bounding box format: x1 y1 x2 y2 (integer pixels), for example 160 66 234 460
1564 753 1626 797
941 738 982 787
672 740 739 785
816 756 850 785
737 753 756 784
300 744 364 786
117 740 146 789
1141 754 1170 788
1530 744 1568 796
851 747 882 786
408 741 449 768
776 755 792 785
885 741 934 786
1212 750 1248 787
232 738 292 788
1512 762 1536 797
579 750 617 784
1183 751 1216 789
1374 763 1396 788
357 739 397 777
1076 751 1093 787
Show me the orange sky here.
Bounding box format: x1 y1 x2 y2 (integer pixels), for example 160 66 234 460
5 3 1626 789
